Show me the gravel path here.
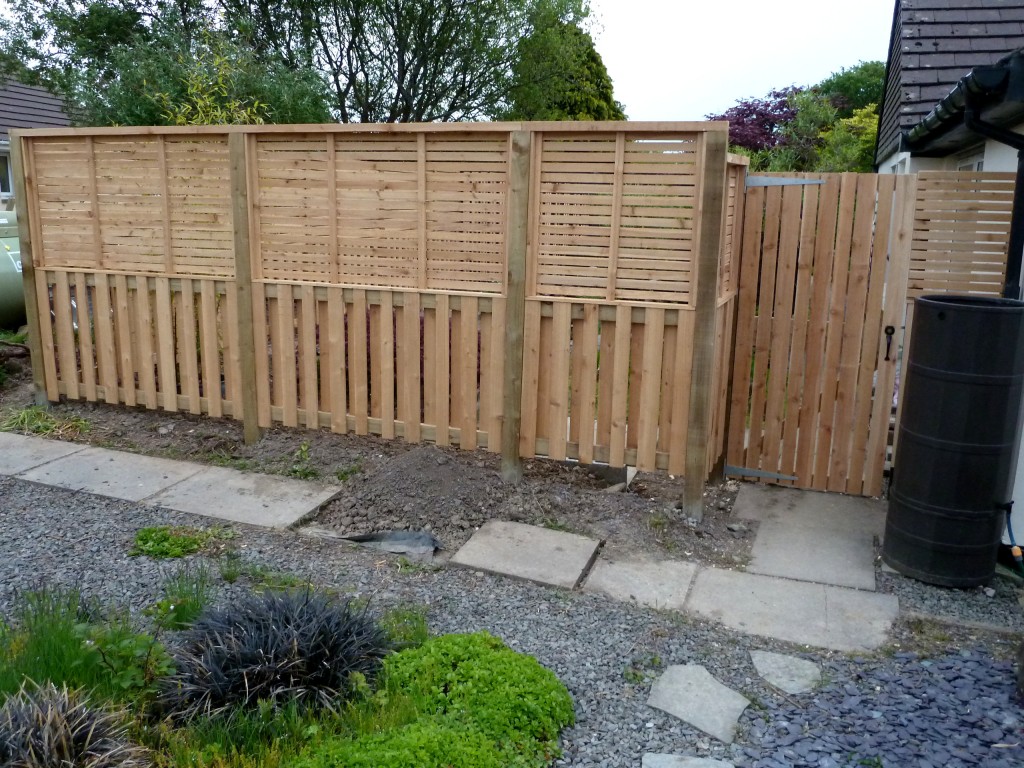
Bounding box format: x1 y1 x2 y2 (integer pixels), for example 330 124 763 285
1 475 1022 767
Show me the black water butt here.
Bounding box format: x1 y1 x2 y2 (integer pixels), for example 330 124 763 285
883 295 1024 587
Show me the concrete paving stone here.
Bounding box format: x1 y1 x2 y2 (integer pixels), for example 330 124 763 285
684 567 898 652
642 755 735 768
647 664 749 744
749 650 821 694
145 466 341 529
583 559 697 611
747 521 877 591
17 446 204 502
0 432 86 475
450 521 601 590
733 483 886 537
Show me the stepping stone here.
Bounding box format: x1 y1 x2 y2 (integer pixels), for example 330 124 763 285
647 665 749 744
0 432 86 475
684 567 898 652
643 756 735 768
583 559 697 611
145 466 341 529
749 650 820 694
18 446 204 502
451 521 601 590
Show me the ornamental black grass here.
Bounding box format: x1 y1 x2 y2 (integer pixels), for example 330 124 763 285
159 588 390 722
0 682 151 768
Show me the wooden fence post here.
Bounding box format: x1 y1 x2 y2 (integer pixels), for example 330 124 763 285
501 130 532 482
9 133 48 406
684 130 729 520
228 131 261 445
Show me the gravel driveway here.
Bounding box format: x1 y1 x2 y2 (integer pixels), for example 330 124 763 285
1 475 1022 767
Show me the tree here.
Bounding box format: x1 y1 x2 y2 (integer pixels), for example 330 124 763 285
816 61 885 118
816 103 880 172
706 87 799 152
504 18 625 121
707 60 885 171
73 30 333 126
2 0 593 124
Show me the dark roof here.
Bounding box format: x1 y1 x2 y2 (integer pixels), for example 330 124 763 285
0 79 70 143
875 0 1024 165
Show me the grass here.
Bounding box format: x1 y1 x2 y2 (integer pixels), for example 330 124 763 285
0 328 27 344
335 461 362 483
216 554 311 591
0 406 89 438
130 525 235 559
146 562 214 630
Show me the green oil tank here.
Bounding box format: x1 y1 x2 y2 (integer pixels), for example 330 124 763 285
0 210 26 329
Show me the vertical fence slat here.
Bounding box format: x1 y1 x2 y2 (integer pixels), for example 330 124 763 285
668 310 695 476
548 301 571 461
380 291 396 440
488 297 506 453
301 285 319 429
93 273 118 404
328 286 347 434
114 274 136 407
74 272 97 401
626 322 644 452
434 293 450 446
459 296 478 450
135 279 157 409
402 291 421 442
350 289 369 434
253 282 272 426
637 307 665 471
609 304 631 467
52 271 78 400
278 284 298 427
536 313 553 445
519 300 542 456
155 277 177 411
180 280 202 415
576 303 599 465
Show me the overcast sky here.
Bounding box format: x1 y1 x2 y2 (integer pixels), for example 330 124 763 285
589 0 896 121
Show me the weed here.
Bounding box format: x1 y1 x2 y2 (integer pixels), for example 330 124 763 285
219 551 244 583
209 451 253 471
0 682 150 767
380 605 430 650
622 652 663 685
130 525 232 559
146 563 213 630
335 461 362 483
287 442 319 480
86 616 174 700
0 406 89 438
0 329 28 344
648 511 670 532
229 560 311 591
540 518 572 532
395 556 439 575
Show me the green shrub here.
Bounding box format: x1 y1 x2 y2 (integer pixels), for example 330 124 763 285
384 631 574 749
299 719 504 768
159 589 391 721
0 682 150 767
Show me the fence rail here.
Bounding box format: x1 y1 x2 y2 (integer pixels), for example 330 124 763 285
13 121 742 513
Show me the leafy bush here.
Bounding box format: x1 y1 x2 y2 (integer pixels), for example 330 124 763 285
300 719 503 768
384 631 574 749
0 682 150 767
159 589 390 721
299 632 574 768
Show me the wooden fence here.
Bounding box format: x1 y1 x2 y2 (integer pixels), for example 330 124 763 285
12 121 745 512
728 171 1015 497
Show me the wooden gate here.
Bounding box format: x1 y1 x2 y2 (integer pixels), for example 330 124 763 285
727 171 1016 497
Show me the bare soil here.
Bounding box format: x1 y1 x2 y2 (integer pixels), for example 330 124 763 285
0 362 754 565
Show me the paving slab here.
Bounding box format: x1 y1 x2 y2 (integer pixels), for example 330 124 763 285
733 483 886 537
749 650 820 694
647 665 749 744
145 466 341 528
583 559 697 611
747 521 877 591
643 756 735 768
684 567 898 652
0 432 87 475
734 484 884 591
450 521 601 589
17 446 204 501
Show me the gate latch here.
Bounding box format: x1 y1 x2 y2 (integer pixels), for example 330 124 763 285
884 325 896 361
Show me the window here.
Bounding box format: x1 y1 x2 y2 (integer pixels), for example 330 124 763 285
956 150 984 172
0 152 11 199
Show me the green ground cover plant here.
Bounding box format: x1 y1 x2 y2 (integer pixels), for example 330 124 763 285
0 581 573 768
131 526 233 559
